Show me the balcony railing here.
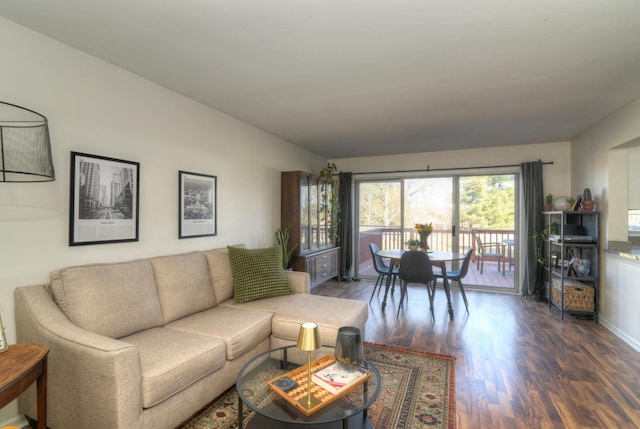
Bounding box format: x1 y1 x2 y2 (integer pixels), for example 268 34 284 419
359 226 514 269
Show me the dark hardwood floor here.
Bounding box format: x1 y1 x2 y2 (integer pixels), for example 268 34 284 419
312 278 640 428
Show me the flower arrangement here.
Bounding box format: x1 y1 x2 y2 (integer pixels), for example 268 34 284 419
415 222 433 249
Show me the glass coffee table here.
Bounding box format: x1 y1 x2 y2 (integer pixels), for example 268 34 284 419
236 345 381 429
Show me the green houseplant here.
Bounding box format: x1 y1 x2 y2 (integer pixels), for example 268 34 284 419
320 162 337 181
544 193 553 211
566 197 576 211
275 225 296 270
581 188 595 211
406 239 420 250
533 229 549 266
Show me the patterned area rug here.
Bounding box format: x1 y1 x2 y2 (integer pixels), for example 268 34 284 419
178 342 456 429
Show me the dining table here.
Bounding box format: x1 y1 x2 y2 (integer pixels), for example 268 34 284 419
375 249 467 320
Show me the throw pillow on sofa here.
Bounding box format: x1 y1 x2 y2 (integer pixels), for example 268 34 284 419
228 245 293 304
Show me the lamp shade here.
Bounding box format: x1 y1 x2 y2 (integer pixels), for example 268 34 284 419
297 322 320 352
0 101 55 182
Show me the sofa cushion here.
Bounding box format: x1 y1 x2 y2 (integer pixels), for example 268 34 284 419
227 246 293 304
150 252 216 324
220 294 368 346
50 260 164 338
204 246 237 304
120 327 226 408
166 307 273 360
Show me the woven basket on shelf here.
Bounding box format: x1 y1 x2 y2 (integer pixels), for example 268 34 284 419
551 279 595 312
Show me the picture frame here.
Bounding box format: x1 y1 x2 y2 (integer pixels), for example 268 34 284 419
179 171 217 238
0 311 8 353
69 152 140 246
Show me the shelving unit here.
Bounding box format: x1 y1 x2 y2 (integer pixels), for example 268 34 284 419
281 171 339 287
539 211 600 321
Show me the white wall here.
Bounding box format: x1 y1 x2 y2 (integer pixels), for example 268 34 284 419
331 141 572 199
0 17 325 426
571 97 640 351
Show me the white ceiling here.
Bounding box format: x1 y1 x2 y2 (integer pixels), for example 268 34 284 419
2 0 640 158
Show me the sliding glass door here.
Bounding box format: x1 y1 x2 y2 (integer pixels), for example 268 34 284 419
458 174 516 291
356 173 517 292
358 180 402 278
403 177 454 252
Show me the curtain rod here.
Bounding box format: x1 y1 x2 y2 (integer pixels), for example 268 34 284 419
348 160 553 176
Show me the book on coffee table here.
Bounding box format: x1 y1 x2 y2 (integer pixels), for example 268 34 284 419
312 361 368 394
267 354 370 415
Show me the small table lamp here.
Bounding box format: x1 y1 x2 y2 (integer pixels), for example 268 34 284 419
297 322 321 410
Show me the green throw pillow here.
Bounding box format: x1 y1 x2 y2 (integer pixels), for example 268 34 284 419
228 245 293 304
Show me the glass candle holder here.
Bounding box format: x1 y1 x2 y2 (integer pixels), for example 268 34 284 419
334 326 364 372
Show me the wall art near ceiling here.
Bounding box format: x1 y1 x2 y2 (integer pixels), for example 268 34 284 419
69 152 140 246
179 170 217 239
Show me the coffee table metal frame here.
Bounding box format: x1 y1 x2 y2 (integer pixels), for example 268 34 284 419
236 344 381 429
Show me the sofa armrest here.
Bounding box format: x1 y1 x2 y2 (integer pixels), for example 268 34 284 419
285 270 310 294
14 285 143 429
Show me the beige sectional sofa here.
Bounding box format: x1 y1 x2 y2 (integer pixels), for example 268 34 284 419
14 246 368 429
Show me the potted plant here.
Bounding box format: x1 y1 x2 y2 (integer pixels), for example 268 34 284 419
406 239 420 250
533 229 549 266
566 197 576 211
544 193 553 211
275 224 296 270
581 188 595 211
320 162 337 181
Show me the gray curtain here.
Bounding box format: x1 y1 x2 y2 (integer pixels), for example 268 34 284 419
338 172 353 280
521 161 544 299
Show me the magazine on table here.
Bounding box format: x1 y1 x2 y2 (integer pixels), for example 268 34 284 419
312 362 368 394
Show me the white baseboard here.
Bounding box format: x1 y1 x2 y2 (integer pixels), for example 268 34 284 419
600 317 640 353
0 413 29 429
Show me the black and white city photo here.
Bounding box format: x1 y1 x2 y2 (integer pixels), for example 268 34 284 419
69 152 140 245
179 171 217 238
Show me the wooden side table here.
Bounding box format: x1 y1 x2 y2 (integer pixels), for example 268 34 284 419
0 344 49 429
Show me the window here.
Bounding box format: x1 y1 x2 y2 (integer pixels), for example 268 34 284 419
629 210 640 236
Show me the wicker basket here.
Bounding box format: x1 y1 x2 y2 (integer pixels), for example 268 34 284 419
551 279 595 312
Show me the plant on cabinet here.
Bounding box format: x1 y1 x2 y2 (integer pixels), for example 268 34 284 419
320 162 337 181
581 188 595 211
566 197 576 211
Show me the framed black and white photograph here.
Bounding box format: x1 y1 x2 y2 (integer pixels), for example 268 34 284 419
69 152 140 246
179 171 217 238
0 311 8 353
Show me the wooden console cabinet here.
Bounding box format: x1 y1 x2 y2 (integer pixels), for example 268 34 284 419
281 171 340 286
295 247 340 287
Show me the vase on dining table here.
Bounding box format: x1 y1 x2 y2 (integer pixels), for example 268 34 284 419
419 233 430 251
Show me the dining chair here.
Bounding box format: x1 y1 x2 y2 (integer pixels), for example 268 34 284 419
397 250 436 318
368 243 399 303
472 230 505 275
432 247 473 313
